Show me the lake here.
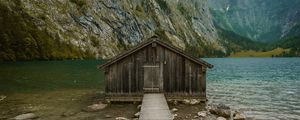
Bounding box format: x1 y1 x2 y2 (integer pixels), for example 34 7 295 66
206 58 300 119
0 58 299 119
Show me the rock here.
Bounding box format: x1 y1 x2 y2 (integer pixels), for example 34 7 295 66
105 114 112 118
216 103 230 110
171 108 178 112
217 117 227 120
99 91 105 94
137 104 142 110
103 100 111 104
134 112 140 118
190 99 200 105
182 99 190 104
61 111 76 117
234 112 246 120
205 105 212 110
173 100 178 105
171 114 177 119
83 103 107 112
115 117 129 120
209 108 231 118
0 95 6 101
14 113 38 120
208 104 231 118
197 111 207 117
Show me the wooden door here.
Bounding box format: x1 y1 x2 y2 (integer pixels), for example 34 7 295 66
143 65 160 92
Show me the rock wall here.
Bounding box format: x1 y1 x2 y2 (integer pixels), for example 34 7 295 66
0 0 224 61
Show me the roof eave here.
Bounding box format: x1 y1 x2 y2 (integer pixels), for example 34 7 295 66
97 37 214 69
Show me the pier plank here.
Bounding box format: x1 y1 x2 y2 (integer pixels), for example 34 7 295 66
139 93 172 120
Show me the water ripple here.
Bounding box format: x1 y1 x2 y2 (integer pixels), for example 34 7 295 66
205 58 300 119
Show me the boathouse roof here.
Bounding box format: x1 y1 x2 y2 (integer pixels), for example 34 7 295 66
99 36 213 69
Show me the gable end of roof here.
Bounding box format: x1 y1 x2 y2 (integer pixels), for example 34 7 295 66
98 37 213 69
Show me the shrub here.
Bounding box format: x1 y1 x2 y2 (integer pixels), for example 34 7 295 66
70 0 86 7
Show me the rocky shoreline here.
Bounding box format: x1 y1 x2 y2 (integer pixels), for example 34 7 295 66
1 92 248 120
8 99 248 120
168 99 247 120
78 99 248 120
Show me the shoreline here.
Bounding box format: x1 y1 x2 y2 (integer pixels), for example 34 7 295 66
0 89 248 120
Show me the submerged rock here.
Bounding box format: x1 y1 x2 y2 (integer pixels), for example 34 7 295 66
134 112 140 118
182 99 190 104
171 114 178 119
83 102 107 112
209 104 231 118
216 103 230 110
171 108 178 112
61 111 77 117
182 99 201 105
115 117 129 120
234 112 246 120
0 95 6 101
190 99 200 105
217 116 227 120
14 113 38 120
137 104 142 110
197 111 207 117
105 114 112 118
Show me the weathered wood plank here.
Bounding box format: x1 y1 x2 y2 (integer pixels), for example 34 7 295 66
104 41 207 98
139 93 172 120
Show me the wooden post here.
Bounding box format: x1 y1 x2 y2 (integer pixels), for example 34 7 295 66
159 62 164 92
189 65 192 94
129 62 132 94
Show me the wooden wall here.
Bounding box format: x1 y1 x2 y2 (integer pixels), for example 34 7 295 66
104 43 207 98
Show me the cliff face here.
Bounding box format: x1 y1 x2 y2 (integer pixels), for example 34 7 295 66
209 0 300 42
0 0 224 61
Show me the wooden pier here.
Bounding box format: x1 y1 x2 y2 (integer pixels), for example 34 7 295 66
139 93 172 120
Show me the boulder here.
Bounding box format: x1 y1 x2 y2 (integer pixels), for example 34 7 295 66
105 114 112 118
234 112 246 120
134 112 140 118
171 114 177 119
0 95 6 101
115 117 129 120
217 117 227 120
103 100 111 104
171 108 178 112
208 104 231 118
83 103 107 112
137 104 142 110
182 99 190 104
209 108 231 118
190 99 200 105
14 113 38 120
216 103 230 110
173 100 178 105
197 111 207 117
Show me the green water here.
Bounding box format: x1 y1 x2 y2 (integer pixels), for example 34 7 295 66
0 60 105 93
1 58 300 119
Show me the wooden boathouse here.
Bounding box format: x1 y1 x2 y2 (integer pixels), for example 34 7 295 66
98 36 213 102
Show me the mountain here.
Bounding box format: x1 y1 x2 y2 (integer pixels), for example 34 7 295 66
209 0 300 42
275 33 300 57
0 0 226 61
216 25 268 55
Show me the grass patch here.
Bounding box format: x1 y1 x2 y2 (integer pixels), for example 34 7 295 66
229 48 291 57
